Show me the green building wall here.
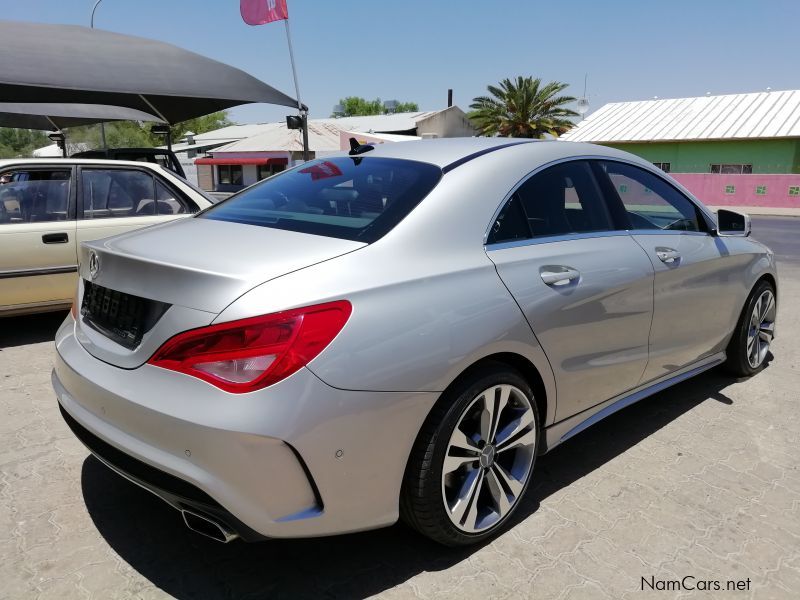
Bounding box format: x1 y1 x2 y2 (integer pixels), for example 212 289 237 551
602 139 800 174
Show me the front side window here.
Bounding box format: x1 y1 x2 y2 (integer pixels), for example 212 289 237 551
599 161 703 232
488 160 613 244
201 157 442 242
0 169 71 224
81 169 156 219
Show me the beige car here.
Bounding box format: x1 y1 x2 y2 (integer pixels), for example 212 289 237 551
0 158 214 316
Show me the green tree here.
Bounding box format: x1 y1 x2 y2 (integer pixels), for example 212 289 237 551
469 77 578 138
332 97 419 117
66 111 232 149
167 112 233 143
0 128 51 158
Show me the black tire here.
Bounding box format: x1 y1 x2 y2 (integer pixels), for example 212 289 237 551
400 363 540 546
724 279 776 377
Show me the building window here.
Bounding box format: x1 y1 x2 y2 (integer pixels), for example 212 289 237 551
652 162 671 173
618 183 628 194
724 185 736 194
257 163 286 181
710 164 753 174
218 165 243 186
756 185 767 196
789 186 800 197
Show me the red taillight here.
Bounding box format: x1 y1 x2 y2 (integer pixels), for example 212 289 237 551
148 300 351 393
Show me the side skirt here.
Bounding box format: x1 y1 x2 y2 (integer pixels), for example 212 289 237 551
541 352 726 453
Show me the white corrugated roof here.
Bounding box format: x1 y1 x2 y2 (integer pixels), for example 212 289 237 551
192 123 274 141
209 122 342 153
561 90 800 143
316 111 437 133
184 110 446 154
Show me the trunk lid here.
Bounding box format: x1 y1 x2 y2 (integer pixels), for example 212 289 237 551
74 217 364 368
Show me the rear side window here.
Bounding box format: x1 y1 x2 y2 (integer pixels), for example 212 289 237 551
155 180 192 215
0 169 71 224
81 169 156 219
488 161 613 243
201 157 442 242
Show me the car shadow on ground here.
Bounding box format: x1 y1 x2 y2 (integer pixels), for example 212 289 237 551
80 369 743 600
0 311 68 349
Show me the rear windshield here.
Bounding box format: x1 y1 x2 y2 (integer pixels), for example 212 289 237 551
200 157 442 242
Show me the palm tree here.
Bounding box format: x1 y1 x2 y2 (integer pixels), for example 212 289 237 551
469 77 578 138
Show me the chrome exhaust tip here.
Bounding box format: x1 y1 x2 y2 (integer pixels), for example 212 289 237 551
181 510 239 543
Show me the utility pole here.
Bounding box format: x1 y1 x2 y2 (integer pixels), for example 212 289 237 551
90 0 108 150
283 20 309 161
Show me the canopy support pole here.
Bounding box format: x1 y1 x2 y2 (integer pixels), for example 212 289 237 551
138 95 173 150
46 117 67 157
284 19 309 162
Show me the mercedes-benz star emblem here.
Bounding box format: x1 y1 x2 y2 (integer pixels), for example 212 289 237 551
88 252 100 280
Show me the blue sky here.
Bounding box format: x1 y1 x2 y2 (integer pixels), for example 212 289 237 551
2 0 798 124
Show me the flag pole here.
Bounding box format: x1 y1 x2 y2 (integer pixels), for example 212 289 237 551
283 19 309 162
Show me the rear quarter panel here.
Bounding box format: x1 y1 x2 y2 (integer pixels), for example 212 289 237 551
214 153 564 425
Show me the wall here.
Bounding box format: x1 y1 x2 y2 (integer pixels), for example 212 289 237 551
196 164 213 191
178 158 198 186
604 139 800 173
416 106 477 138
671 173 800 208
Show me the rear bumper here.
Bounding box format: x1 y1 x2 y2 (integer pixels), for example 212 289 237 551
53 315 438 538
58 402 266 541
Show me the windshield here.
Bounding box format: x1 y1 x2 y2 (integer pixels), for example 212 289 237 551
200 156 442 242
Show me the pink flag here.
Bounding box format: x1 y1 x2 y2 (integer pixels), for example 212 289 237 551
240 0 289 25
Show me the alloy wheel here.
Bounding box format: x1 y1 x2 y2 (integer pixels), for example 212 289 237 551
746 289 776 368
441 384 536 533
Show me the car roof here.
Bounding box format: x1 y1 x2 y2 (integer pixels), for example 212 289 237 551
0 157 172 170
353 137 653 170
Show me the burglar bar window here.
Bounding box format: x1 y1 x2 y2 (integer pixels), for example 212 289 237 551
710 164 753 174
218 165 243 186
257 164 286 180
652 162 671 172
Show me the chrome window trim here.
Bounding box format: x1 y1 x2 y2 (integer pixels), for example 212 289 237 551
482 154 713 247
487 230 628 251
485 228 711 252
627 229 710 237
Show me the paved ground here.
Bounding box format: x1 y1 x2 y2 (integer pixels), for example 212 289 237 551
1 217 798 600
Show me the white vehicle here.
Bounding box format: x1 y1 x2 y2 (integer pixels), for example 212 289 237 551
0 158 214 316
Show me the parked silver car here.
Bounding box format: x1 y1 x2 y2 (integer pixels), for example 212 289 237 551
53 138 777 546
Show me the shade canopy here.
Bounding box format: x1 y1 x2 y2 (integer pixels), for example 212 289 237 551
0 20 302 125
0 102 164 130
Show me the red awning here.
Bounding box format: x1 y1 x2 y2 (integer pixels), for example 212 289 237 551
194 157 288 166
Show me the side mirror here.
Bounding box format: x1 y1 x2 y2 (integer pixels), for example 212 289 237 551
715 209 751 237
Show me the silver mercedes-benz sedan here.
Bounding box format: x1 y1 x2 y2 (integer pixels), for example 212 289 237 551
53 138 777 546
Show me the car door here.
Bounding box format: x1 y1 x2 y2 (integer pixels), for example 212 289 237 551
0 166 77 312
593 160 743 382
485 160 655 420
75 166 197 247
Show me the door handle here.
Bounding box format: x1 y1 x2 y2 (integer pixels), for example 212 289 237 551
42 232 69 244
655 247 680 264
540 266 580 286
